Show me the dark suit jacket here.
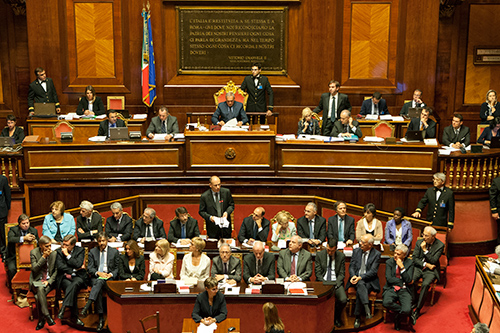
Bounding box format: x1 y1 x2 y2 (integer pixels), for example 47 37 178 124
241 74 274 112
315 249 345 288
76 96 105 116
146 115 179 136
327 214 356 243
1 127 25 144
118 254 145 280
359 98 389 116
211 255 242 281
199 187 235 239
478 126 500 144
277 248 313 281
313 92 352 135
105 214 133 241
399 101 425 117
297 215 327 242
167 217 200 243
237 216 270 243
55 246 88 288
7 225 39 263
212 101 249 125
76 211 103 241
406 117 436 139
133 216 166 241
97 118 126 137
331 119 363 138
383 257 413 291
412 238 444 281
243 251 275 282
297 119 321 136
490 176 500 215
347 247 381 292
192 290 227 323
415 186 455 229
480 102 500 123
88 246 120 278
30 247 57 287
28 78 60 112
0 175 11 219
442 124 470 147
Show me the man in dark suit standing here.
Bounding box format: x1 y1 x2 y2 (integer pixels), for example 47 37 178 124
347 234 381 328
97 110 127 137
332 110 363 138
80 232 119 331
411 226 444 324
28 67 60 115
359 92 390 116
168 206 200 245
212 92 249 126
133 207 167 243
412 172 455 230
240 62 273 118
243 241 275 284
237 206 270 245
383 244 414 331
30 235 57 330
327 201 355 246
6 214 38 286
105 202 133 242
0 174 11 260
442 114 470 148
56 234 87 326
315 240 347 328
146 106 179 140
297 202 326 246
211 243 241 285
399 89 425 117
490 176 500 243
405 107 436 139
314 80 352 136
199 176 235 239
277 235 313 282
76 200 103 242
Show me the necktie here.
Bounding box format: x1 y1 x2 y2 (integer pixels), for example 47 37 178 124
309 221 314 239
291 254 296 276
181 224 186 239
88 218 92 231
253 223 258 239
338 218 344 242
99 250 105 272
146 225 152 238
41 262 48 282
161 121 166 133
331 96 336 120
394 265 401 291
420 122 424 131
230 107 233 115
326 256 333 281
224 262 228 274
455 129 459 141
216 193 222 217
344 125 349 133
257 259 262 274
374 104 379 115
359 252 368 275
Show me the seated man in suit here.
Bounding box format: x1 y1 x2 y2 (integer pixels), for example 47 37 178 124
297 202 326 246
315 239 347 328
212 92 249 126
411 226 444 325
56 234 88 326
359 92 389 116
383 244 414 331
105 202 133 242
327 201 355 246
313 80 352 136
405 107 436 139
277 235 313 282
442 114 470 149
133 207 166 243
146 106 179 140
30 235 57 330
6 214 39 287
237 206 270 246
243 241 275 284
346 234 381 328
97 110 126 137
76 200 103 242
400 89 425 117
80 232 119 331
211 243 242 285
168 207 200 245
332 110 363 139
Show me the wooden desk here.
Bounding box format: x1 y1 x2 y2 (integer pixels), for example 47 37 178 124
470 256 500 330
181 318 240 333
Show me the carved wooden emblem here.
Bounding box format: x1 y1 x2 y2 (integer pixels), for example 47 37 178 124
225 148 236 159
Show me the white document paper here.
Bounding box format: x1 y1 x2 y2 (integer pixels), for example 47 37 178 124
151 134 168 141
224 286 240 295
241 242 253 249
277 240 287 249
337 241 346 250
197 322 217 333
88 136 107 142
391 116 405 122
175 241 190 248
95 114 106 119
213 216 230 228
282 134 296 140
173 133 185 139
363 136 385 142
365 115 379 120
133 114 148 119
380 115 393 120
424 138 438 146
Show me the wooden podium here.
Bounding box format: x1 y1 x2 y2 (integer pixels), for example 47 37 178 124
181 318 240 333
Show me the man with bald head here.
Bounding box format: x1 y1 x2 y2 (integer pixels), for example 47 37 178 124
332 110 363 138
199 176 235 239
243 241 275 284
133 207 167 243
277 235 313 282
297 202 326 246
237 206 270 245
211 243 242 285
146 106 179 140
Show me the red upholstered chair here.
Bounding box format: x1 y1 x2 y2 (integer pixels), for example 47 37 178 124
107 96 125 110
477 124 489 141
11 242 37 301
490 303 500 331
213 80 248 110
347 287 377 316
478 288 494 326
52 120 74 139
27 289 57 321
434 227 448 288
470 271 484 316
371 120 395 138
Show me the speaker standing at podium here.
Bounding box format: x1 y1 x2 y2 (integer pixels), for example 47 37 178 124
199 176 235 239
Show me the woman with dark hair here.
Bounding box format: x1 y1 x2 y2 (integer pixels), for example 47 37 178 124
355 203 383 242
478 116 500 145
480 89 500 123
192 277 227 326
384 207 413 248
119 239 145 281
263 302 285 333
1 114 25 144
76 85 105 116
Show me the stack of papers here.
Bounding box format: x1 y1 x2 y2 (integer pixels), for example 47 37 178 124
391 116 405 121
197 322 217 333
89 136 107 142
424 138 438 146
363 136 385 142
380 115 393 120
365 115 379 120
213 217 230 228
151 134 169 141
133 114 148 119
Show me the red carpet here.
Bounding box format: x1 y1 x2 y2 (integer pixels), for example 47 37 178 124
1 257 476 332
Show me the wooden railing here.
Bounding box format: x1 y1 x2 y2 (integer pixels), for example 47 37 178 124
0 148 23 190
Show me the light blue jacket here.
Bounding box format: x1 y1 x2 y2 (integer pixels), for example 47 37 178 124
42 212 75 240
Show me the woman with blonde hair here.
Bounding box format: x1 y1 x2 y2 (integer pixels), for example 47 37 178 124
480 89 500 123
180 237 211 280
149 239 175 280
271 212 296 242
42 201 75 243
297 107 320 136
263 302 285 333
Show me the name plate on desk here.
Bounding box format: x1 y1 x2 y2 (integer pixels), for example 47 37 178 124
154 283 177 293
261 283 285 295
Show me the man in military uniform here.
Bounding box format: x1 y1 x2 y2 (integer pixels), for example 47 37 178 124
28 67 61 115
240 62 273 122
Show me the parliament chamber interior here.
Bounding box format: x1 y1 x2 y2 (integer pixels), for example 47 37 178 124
0 0 500 332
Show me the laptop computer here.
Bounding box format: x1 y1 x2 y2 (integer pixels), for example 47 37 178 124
405 130 424 142
33 102 57 116
490 136 500 148
407 107 424 119
109 127 129 140
0 137 15 147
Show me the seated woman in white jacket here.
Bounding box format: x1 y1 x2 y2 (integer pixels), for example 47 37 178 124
149 239 175 280
180 237 211 281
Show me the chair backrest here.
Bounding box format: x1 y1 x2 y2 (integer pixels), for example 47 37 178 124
52 120 75 139
213 80 248 110
140 311 160 333
270 210 297 226
372 120 395 138
477 124 489 140
107 96 125 110
16 242 37 270
169 248 177 278
312 112 322 130
231 252 244 280
364 96 371 100
5 222 16 249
